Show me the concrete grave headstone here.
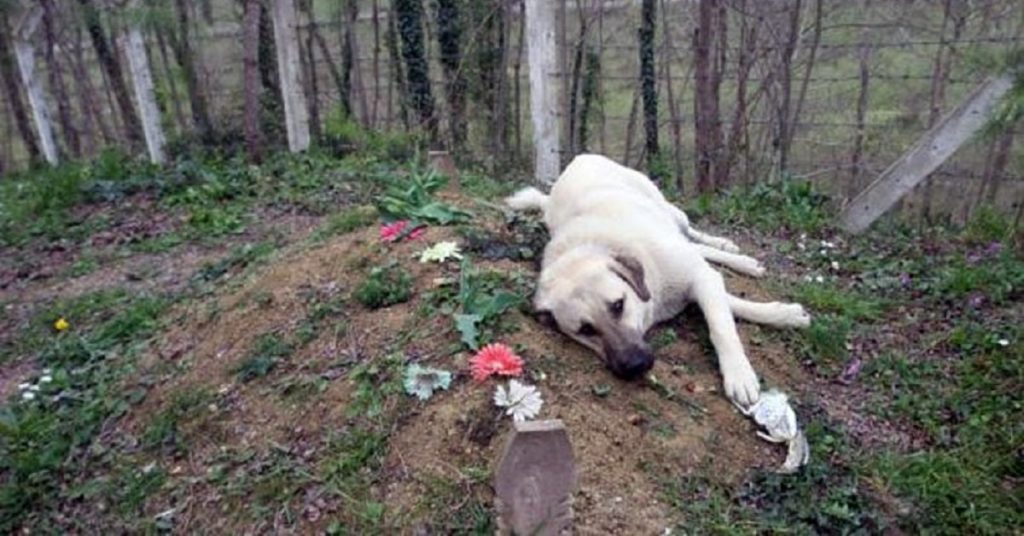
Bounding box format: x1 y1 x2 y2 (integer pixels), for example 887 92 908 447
494 419 576 535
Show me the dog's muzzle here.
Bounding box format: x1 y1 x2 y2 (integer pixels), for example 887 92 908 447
607 345 654 381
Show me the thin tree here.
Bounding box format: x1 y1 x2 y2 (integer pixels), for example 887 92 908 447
693 0 722 193
41 0 79 158
243 0 264 162
639 0 659 180
0 20 41 162
775 0 802 175
169 0 213 141
67 21 113 147
393 0 436 136
77 0 144 146
659 0 683 190
434 0 467 147
298 0 321 141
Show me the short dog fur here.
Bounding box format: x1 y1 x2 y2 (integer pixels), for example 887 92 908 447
506 154 810 406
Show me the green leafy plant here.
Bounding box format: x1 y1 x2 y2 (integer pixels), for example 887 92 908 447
377 168 471 225
234 333 295 382
354 262 414 309
452 258 525 350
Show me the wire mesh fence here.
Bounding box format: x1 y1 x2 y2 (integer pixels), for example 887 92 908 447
1 0 1021 224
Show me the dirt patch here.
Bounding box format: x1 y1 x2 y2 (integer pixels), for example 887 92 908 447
113 210 814 533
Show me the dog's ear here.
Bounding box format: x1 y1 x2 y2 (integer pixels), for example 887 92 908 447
610 254 651 302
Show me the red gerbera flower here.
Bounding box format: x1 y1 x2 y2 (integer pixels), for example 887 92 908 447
380 220 426 242
470 343 524 382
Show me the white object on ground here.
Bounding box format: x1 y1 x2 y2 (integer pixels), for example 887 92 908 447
494 380 544 422
735 389 810 474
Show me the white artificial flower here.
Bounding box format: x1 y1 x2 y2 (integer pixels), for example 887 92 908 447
419 241 463 263
42 368 52 375
830 261 840 270
40 375 53 384
494 380 543 422
18 382 31 391
997 339 1009 347
28 384 40 392
814 275 825 283
22 391 36 401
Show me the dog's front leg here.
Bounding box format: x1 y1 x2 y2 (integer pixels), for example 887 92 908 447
690 266 761 407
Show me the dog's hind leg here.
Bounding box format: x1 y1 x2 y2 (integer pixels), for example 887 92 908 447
667 205 741 253
727 295 811 328
694 245 765 278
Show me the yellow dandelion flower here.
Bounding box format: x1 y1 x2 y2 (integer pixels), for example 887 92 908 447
54 317 69 331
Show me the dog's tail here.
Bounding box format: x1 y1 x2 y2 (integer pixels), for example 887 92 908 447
505 187 549 213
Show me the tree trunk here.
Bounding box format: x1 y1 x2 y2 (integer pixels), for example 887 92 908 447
243 0 264 162
776 0 802 175
787 0 822 155
67 24 112 147
77 0 143 147
371 0 381 128
299 0 321 141
659 0 683 192
393 0 436 136
155 28 188 134
922 0 965 223
0 22 42 162
578 48 600 153
639 0 659 181
41 0 79 158
385 5 408 129
693 0 720 193
980 129 1014 206
850 44 872 198
513 0 526 159
258 1 284 112
170 0 213 141
434 0 466 148
723 0 754 187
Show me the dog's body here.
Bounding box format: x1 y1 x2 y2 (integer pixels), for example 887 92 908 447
507 154 810 406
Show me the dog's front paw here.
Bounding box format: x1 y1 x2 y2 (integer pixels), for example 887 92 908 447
780 303 811 328
722 360 760 407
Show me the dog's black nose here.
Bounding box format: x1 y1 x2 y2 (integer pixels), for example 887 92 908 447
610 347 654 381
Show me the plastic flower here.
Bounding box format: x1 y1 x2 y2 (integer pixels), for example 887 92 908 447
40 375 53 384
997 338 1010 347
403 364 453 401
22 391 35 401
494 380 543 422
54 317 69 331
380 220 426 242
419 241 463 263
470 343 524 382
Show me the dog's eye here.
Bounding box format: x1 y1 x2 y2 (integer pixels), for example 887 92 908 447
610 298 624 317
578 322 599 337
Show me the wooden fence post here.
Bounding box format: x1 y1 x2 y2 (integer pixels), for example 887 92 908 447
123 17 166 164
271 0 310 152
13 6 58 165
525 0 560 184
839 75 1014 234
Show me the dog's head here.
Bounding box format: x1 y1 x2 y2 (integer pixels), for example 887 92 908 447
534 249 655 380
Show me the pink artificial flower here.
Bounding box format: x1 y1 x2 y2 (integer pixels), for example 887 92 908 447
470 343 524 382
380 220 426 242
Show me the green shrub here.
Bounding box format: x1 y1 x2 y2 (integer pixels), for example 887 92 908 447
355 263 414 309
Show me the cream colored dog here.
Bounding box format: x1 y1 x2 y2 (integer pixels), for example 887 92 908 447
506 154 810 407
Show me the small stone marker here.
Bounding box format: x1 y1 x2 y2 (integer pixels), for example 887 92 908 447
494 419 576 535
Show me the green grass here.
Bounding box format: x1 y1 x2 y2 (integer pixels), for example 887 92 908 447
354 262 414 309
687 178 831 235
233 333 295 382
0 291 169 530
311 204 379 241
